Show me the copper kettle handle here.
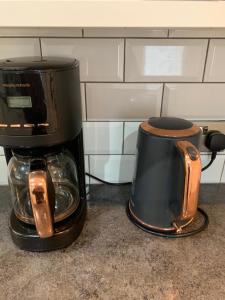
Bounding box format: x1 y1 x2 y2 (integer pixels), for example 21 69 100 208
176 141 201 221
28 169 54 238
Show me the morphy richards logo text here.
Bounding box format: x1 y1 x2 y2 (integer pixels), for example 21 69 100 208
1 83 31 88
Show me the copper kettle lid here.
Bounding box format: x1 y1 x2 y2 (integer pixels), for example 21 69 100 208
141 117 201 138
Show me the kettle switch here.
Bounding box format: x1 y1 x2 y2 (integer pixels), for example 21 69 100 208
186 146 198 161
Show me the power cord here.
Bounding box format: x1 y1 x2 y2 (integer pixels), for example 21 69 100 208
86 172 132 185
201 151 217 172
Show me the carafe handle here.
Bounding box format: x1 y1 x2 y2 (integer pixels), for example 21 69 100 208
28 159 55 238
176 141 201 221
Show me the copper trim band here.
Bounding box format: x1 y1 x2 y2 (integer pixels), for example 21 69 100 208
141 121 201 138
128 201 175 232
37 123 49 127
10 124 21 128
128 201 194 232
24 124 35 128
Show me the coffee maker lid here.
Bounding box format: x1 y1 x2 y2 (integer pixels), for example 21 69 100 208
0 57 78 71
141 117 201 138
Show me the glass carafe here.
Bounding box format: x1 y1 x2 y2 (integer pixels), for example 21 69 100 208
8 148 80 238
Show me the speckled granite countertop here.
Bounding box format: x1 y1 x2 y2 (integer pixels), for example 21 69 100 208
0 184 225 300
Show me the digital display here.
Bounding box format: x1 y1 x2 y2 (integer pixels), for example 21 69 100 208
7 96 32 108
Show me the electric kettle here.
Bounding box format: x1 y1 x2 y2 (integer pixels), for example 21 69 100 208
127 117 204 235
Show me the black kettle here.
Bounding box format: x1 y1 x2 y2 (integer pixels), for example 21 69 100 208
127 117 203 235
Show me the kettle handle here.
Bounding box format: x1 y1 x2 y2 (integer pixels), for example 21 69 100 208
176 141 201 221
28 159 55 238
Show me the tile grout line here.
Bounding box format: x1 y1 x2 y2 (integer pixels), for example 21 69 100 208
219 157 225 183
160 83 165 117
38 37 43 58
123 38 126 82
80 81 225 84
3 36 225 40
84 83 88 121
82 119 225 123
81 152 215 156
167 29 170 38
202 39 210 82
87 154 91 185
122 122 125 154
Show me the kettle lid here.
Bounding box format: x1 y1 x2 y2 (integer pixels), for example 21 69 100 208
149 117 193 130
141 117 201 138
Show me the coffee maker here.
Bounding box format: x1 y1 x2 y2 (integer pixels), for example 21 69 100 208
0 57 86 251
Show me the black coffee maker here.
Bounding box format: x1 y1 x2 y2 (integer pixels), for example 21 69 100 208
0 57 86 251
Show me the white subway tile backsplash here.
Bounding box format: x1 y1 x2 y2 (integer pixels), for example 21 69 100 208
89 155 135 183
0 156 8 185
0 28 82 37
125 39 207 82
124 122 140 154
169 29 225 38
0 32 224 185
84 28 168 38
0 38 40 59
86 83 162 121
163 84 225 120
83 122 123 154
88 153 224 184
41 38 124 82
201 154 225 183
204 40 225 82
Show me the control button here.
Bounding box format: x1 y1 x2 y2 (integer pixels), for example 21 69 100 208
23 124 35 128
10 124 21 128
37 123 50 128
187 146 198 161
0 124 8 128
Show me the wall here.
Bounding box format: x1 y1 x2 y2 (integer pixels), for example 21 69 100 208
0 27 225 185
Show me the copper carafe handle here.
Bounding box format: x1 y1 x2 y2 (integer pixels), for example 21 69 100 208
28 163 54 238
176 141 201 221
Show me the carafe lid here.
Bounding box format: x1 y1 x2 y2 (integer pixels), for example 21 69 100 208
12 145 63 158
141 117 201 138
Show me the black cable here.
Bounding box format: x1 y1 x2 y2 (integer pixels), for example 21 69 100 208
201 151 217 172
85 172 132 186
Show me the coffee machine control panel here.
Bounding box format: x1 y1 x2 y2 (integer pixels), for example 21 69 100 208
0 74 57 136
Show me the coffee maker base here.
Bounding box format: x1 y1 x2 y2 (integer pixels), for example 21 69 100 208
9 200 87 252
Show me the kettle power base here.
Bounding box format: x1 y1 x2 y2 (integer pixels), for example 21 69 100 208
9 200 87 252
126 201 209 238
